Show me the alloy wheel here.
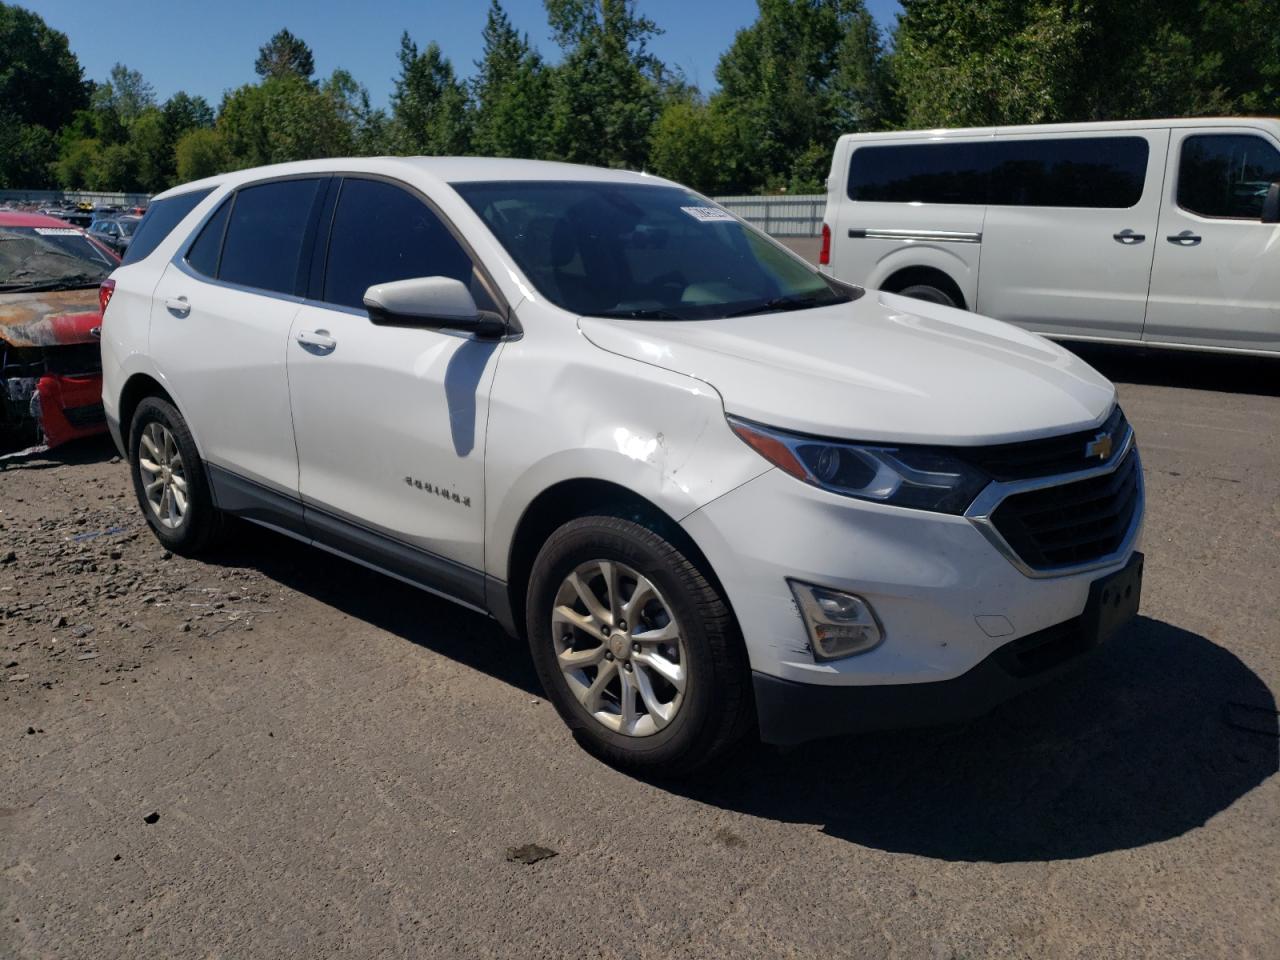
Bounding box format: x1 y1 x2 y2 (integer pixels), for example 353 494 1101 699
137 422 188 530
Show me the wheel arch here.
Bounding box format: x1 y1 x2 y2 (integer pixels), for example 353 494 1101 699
880 265 968 310
117 373 176 452
503 477 733 641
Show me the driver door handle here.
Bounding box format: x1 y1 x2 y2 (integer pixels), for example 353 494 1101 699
165 296 190 317
1113 228 1145 244
296 329 337 351
1167 230 1202 246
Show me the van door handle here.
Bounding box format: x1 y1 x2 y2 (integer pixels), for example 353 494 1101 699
296 329 337 351
165 296 190 317
1167 230 1202 246
1113 229 1145 244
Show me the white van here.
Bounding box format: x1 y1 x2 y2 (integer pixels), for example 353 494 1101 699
820 118 1280 356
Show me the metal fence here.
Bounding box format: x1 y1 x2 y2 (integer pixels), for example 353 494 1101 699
711 194 826 237
0 189 152 207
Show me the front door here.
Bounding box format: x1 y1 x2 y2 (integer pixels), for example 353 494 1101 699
977 129 1169 342
1144 127 1280 353
286 176 503 585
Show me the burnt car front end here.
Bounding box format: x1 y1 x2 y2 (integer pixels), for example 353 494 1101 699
1 222 116 449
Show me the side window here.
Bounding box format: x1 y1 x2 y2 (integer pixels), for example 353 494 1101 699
322 177 492 312
121 188 213 265
185 198 232 278
219 178 325 295
1177 134 1280 219
988 137 1148 208
848 142 989 204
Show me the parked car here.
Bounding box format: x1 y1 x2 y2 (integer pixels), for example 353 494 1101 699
88 215 141 256
100 158 1144 773
820 117 1280 356
1 211 117 448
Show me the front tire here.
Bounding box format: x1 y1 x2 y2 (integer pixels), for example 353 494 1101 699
895 282 959 308
526 514 752 776
128 396 223 555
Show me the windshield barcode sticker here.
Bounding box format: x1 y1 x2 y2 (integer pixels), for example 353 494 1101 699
34 227 81 236
680 206 735 223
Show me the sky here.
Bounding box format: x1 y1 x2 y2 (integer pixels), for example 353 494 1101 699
24 0 903 110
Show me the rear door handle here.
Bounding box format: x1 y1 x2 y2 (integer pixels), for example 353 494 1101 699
165 296 190 317
1167 230 1202 246
296 329 337 351
1113 229 1145 244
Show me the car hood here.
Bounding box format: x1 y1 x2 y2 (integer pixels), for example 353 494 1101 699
578 291 1116 445
0 288 102 348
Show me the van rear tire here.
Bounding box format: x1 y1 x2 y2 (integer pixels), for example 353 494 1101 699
895 283 959 308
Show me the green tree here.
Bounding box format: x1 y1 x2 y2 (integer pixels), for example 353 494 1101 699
648 97 734 194
543 0 664 169
470 0 551 158
92 63 157 125
219 74 355 168
324 69 390 155
713 0 892 193
175 128 230 182
391 33 471 155
0 2 88 187
255 28 316 81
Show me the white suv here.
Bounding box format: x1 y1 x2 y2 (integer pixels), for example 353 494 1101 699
100 158 1144 774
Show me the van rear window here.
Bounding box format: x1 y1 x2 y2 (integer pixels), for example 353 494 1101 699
848 137 1149 209
121 188 214 264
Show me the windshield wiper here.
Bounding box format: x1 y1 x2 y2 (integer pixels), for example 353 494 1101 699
723 295 830 318
0 276 105 293
592 307 688 320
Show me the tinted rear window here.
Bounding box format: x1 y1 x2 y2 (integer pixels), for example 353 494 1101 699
1177 134 1280 219
185 198 231 278
120 188 213 264
848 137 1149 208
218 179 324 295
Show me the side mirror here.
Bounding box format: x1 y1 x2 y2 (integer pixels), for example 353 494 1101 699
363 276 505 338
1263 182 1280 224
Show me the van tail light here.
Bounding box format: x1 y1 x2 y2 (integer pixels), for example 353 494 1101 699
99 278 115 316
819 223 831 265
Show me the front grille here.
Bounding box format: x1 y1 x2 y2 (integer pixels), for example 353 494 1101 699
959 407 1128 481
990 448 1140 570
63 401 105 428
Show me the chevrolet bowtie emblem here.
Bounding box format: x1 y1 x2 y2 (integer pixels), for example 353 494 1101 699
1085 431 1113 460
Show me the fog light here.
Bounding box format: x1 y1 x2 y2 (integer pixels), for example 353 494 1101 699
788 580 884 661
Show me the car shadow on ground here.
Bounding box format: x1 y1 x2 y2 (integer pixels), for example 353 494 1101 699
1064 342 1280 397
0 433 118 466
210 526 1277 864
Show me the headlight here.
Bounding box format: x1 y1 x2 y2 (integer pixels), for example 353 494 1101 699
728 416 990 514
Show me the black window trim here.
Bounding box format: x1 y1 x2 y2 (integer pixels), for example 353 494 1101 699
311 172 514 331
172 170 517 338
182 192 235 280
1174 131 1280 222
846 134 1152 210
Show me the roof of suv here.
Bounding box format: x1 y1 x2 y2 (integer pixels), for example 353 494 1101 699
151 157 678 203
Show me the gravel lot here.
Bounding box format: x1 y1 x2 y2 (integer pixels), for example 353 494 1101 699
2 341 1278 959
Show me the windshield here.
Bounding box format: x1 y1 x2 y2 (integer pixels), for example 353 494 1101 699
118 219 139 236
453 180 852 320
0 226 116 291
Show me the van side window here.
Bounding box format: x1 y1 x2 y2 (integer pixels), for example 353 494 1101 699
185 198 231 279
848 137 1148 209
1177 134 1280 220
219 178 325 295
321 177 494 312
120 187 213 265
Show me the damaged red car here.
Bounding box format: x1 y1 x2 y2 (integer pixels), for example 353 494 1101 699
1 212 117 449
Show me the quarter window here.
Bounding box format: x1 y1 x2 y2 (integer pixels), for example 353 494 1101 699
321 178 487 311
121 188 213 265
848 137 1149 208
1177 134 1280 219
185 198 231 278
219 178 325 295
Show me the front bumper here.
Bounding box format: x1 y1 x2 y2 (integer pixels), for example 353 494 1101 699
753 552 1142 744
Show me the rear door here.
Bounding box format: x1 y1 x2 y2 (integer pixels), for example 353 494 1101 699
977 129 1168 342
149 177 327 502
1144 126 1280 353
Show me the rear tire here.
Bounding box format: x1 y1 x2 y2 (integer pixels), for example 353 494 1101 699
895 283 959 308
128 396 223 555
526 514 752 776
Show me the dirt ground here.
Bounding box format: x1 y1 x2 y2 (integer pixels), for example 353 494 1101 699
2 345 1278 959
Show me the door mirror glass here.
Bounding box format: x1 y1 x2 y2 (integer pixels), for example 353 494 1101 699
1262 182 1280 224
363 276 504 337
